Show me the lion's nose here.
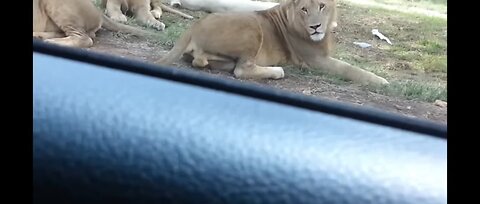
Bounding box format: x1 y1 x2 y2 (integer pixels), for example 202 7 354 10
309 24 322 30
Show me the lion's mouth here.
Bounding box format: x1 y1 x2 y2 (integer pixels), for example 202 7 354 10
309 32 325 42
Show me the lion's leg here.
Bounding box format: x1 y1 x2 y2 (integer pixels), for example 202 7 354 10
207 56 235 72
106 0 128 22
191 50 209 68
43 35 94 48
209 60 236 71
222 35 284 79
131 4 165 31
191 51 236 71
41 5 96 48
311 57 389 85
234 59 285 80
205 54 236 71
42 25 94 48
88 31 96 39
150 0 163 19
33 32 65 40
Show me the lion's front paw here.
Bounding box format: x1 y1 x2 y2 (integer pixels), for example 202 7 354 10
269 67 285 79
379 78 389 85
371 75 389 85
170 0 181 7
43 39 54 44
148 20 166 31
110 14 128 23
43 38 67 46
151 10 162 19
32 34 44 40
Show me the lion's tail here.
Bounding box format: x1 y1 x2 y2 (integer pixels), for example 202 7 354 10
160 5 194 19
101 15 153 37
156 30 192 65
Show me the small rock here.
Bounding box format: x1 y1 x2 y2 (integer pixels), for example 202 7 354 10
434 100 447 107
353 42 372 48
302 90 313 95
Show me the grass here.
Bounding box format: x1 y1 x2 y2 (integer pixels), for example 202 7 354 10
120 10 201 48
341 0 447 18
149 12 201 48
367 80 447 102
284 65 352 85
345 6 447 71
331 1 447 102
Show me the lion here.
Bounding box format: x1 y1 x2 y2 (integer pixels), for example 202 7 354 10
99 0 194 31
168 0 337 28
156 0 387 85
33 0 153 48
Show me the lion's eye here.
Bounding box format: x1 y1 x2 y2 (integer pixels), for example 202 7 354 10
319 3 325 10
301 7 308 13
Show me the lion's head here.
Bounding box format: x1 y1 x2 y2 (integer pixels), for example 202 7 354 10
283 0 336 42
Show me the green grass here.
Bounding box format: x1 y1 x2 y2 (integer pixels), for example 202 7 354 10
330 3 447 102
150 13 198 48
108 12 196 48
93 0 103 8
371 0 446 11
341 0 447 18
122 10 202 48
284 65 352 85
365 8 447 71
367 80 447 102
419 55 447 73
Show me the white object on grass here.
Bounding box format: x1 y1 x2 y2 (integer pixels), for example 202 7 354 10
372 29 392 45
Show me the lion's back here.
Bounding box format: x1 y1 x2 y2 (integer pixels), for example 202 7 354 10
192 12 263 42
34 0 102 32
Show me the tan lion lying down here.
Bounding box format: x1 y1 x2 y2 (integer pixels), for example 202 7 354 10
157 0 388 85
33 0 152 48
99 0 194 31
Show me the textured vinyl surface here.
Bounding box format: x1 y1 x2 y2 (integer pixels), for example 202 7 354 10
33 53 447 204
